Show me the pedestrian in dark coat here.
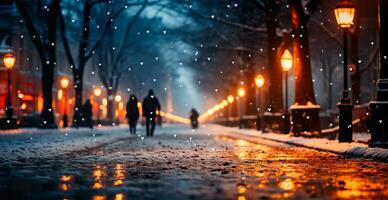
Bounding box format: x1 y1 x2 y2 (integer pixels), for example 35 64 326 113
82 99 93 129
142 90 161 136
126 95 139 134
190 108 199 129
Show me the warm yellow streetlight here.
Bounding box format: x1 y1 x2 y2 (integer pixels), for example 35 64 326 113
208 109 214 115
281 49 293 134
60 77 69 89
254 74 265 131
237 87 246 129
115 95 122 102
3 53 16 69
227 95 234 103
59 77 69 128
3 53 15 119
222 100 228 107
334 0 356 142
93 87 102 124
281 49 293 72
93 88 102 97
214 105 220 111
255 74 265 88
334 0 355 28
237 87 245 97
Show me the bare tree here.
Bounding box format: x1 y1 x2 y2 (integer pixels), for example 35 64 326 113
59 0 149 126
14 0 61 128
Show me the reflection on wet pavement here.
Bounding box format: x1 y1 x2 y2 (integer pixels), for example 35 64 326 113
0 127 388 199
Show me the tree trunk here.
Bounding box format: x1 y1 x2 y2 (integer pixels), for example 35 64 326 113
264 0 283 113
289 0 317 105
288 0 321 135
14 0 60 128
72 69 84 127
40 62 56 128
241 51 256 116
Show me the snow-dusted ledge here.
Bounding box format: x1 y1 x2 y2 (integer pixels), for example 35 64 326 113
208 124 388 161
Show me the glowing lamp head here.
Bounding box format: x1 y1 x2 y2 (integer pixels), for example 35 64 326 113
3 53 16 69
237 88 245 97
207 109 214 115
214 105 220 111
281 49 293 72
60 77 69 89
222 100 228 106
115 95 122 102
255 75 265 88
334 0 355 28
94 88 102 97
227 95 234 103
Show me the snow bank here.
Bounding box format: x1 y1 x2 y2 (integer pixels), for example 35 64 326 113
208 125 388 161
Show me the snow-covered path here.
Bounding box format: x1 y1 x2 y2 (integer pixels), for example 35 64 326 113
0 126 134 167
1 124 388 199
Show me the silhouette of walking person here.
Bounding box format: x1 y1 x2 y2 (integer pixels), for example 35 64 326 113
82 99 93 129
142 90 161 136
190 108 199 129
126 95 139 135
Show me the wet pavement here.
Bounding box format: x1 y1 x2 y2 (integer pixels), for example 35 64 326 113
1 125 388 200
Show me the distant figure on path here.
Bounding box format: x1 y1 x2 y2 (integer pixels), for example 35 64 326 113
190 108 199 129
126 95 140 135
142 90 161 136
82 99 93 129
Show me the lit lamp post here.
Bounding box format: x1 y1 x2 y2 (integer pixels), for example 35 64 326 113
281 50 293 134
334 0 355 142
255 75 265 132
115 95 122 124
60 77 69 128
3 53 16 119
369 0 388 148
227 95 234 124
94 88 102 125
237 87 245 129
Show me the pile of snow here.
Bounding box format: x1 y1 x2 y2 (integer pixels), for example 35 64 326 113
208 125 388 161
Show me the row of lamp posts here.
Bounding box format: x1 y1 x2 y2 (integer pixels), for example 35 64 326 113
236 0 357 143
237 49 293 134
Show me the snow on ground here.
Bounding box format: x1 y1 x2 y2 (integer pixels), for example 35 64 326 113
207 124 388 161
0 125 135 167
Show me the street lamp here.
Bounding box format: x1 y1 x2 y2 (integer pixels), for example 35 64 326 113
60 77 69 128
227 95 234 103
115 95 122 123
255 74 265 132
94 88 102 125
335 0 355 142
237 87 245 129
3 53 16 119
281 49 293 134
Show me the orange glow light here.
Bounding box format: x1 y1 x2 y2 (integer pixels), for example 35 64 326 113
60 77 69 89
281 49 293 72
3 53 16 69
334 0 355 28
227 95 234 103
237 88 246 97
94 88 102 97
255 74 265 88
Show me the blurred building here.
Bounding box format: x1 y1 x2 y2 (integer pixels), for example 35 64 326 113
0 0 44 119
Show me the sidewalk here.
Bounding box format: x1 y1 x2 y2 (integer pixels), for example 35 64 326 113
0 125 134 167
207 124 388 161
